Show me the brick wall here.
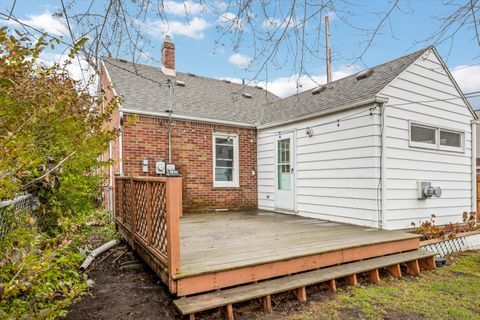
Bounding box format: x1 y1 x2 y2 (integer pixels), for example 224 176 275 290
101 65 121 209
122 114 258 211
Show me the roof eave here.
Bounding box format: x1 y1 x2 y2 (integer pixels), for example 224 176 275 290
257 96 389 130
119 107 256 128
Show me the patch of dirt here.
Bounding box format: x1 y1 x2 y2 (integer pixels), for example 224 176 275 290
66 247 342 320
66 244 178 320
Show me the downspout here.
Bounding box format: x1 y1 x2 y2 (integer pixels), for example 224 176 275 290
379 101 387 229
119 111 124 176
109 141 113 212
471 120 477 212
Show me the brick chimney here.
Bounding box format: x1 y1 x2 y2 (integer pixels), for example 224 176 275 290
161 35 176 76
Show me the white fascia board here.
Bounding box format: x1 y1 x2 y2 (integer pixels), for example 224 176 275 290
258 96 389 130
100 60 119 97
119 108 256 128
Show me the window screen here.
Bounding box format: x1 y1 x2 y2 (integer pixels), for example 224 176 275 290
440 130 462 148
411 125 436 144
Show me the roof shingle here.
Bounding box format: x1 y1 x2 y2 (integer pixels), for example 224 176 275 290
103 47 430 126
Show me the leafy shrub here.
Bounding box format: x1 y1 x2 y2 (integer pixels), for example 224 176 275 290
0 28 120 233
0 210 115 319
411 212 478 240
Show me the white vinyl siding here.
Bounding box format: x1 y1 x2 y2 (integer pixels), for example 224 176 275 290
379 49 474 229
258 105 381 227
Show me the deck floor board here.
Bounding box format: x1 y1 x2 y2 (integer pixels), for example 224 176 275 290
179 211 419 278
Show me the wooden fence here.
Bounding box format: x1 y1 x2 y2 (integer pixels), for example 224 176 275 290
114 176 182 292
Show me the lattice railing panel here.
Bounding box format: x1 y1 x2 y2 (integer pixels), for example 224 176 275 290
135 181 148 241
152 181 168 257
114 176 181 277
115 179 123 222
123 179 132 228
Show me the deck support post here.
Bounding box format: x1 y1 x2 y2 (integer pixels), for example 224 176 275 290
326 279 337 292
387 264 402 278
418 256 436 271
188 314 195 320
294 287 307 303
222 304 234 320
368 269 380 283
260 295 272 314
346 274 358 286
407 260 420 276
166 177 182 293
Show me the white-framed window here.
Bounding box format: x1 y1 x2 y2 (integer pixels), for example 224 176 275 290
409 122 464 152
212 133 239 187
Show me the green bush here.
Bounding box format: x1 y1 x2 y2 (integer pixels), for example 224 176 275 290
0 28 120 233
0 210 115 319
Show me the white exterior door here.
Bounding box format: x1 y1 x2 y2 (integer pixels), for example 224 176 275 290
275 133 295 212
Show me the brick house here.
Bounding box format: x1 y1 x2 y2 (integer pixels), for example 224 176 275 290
102 37 476 229
101 36 279 212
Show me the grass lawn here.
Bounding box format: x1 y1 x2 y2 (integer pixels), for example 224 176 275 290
292 251 480 320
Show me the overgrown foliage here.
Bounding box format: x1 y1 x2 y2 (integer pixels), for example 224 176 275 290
411 212 479 240
0 28 119 232
0 210 116 319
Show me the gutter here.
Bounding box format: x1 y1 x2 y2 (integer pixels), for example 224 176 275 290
119 108 256 128
379 101 388 229
257 96 389 130
119 111 124 176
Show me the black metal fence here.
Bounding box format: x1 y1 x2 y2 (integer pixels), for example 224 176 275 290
0 194 36 239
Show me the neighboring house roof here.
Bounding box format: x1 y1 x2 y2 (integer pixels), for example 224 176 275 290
259 47 430 125
102 57 280 126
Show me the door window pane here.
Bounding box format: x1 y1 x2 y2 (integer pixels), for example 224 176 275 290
277 138 291 190
411 125 436 144
440 130 461 148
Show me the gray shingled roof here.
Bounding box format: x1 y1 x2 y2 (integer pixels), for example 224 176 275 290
103 57 279 125
103 47 429 126
260 47 430 125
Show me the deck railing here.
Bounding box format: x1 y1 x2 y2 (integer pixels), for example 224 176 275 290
114 176 182 280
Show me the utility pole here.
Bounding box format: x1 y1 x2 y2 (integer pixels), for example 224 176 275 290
325 15 332 84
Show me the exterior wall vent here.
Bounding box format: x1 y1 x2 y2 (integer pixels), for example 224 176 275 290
242 92 252 99
175 80 186 87
355 68 373 80
311 85 327 95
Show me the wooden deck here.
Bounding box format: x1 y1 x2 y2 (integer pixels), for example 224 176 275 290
176 210 420 296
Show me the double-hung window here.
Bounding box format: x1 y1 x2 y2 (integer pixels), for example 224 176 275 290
409 122 463 152
213 133 239 187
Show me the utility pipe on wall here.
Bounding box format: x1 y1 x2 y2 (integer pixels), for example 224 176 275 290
166 80 173 164
471 120 478 213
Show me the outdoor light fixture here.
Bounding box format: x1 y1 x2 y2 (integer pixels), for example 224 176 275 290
305 127 314 137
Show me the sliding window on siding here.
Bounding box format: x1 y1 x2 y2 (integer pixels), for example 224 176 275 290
409 122 463 152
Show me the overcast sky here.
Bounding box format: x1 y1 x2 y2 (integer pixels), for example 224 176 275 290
2 1 480 108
